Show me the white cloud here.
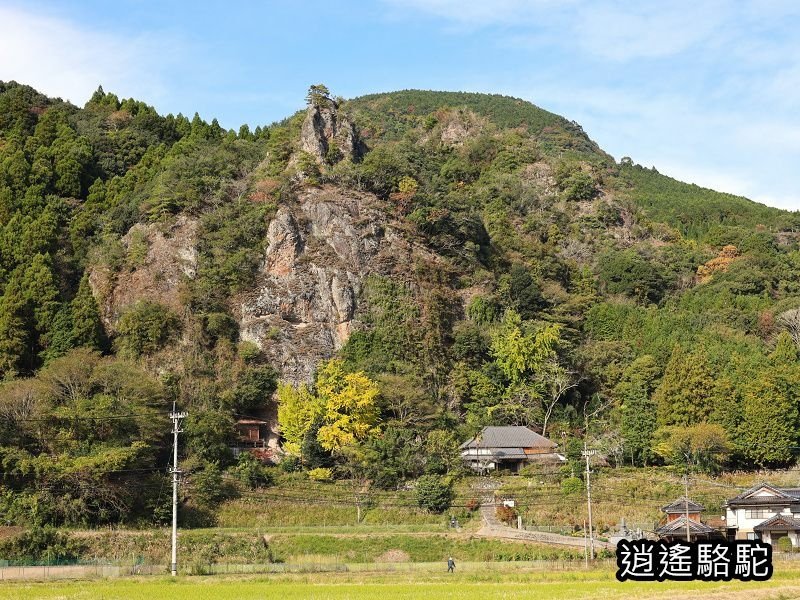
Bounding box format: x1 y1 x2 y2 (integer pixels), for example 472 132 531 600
0 5 177 106
385 0 733 61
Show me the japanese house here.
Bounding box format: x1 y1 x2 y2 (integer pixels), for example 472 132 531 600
655 497 717 541
460 425 565 473
724 483 800 549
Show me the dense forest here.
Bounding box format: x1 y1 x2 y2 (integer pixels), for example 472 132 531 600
1 81 800 528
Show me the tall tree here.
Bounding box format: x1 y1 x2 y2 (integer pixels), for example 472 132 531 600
654 345 717 427
617 355 660 466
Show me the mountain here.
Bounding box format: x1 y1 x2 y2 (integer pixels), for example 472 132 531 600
1 81 799 527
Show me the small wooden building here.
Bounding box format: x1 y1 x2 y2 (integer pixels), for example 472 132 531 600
235 418 269 448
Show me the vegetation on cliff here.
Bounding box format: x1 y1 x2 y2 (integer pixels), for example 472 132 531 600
1 80 800 527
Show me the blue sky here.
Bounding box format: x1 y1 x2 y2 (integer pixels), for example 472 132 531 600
1 1 799 210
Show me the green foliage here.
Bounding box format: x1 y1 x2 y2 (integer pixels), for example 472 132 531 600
115 301 181 359
652 423 730 473
415 474 454 513
617 355 660 466
307 467 334 482
0 348 167 525
306 84 333 109
560 476 583 495
347 90 599 155
738 368 800 467
232 452 273 489
654 345 717 427
555 162 597 201
230 365 277 411
490 310 560 383
598 249 668 304
0 527 84 562
191 197 271 311
620 162 794 239
363 426 423 488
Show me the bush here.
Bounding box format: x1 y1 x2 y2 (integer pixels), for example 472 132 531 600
465 498 481 512
115 300 181 358
308 467 334 482
280 455 301 473
0 527 84 562
415 475 454 513
496 505 518 526
233 452 273 489
561 476 584 495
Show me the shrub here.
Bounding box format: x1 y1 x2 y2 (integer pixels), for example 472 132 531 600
561 476 584 495
415 475 454 513
308 467 334 482
496 505 518 526
280 455 301 473
465 498 481 512
233 452 273 489
0 527 84 562
115 300 181 358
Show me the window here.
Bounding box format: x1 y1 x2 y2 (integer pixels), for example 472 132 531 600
747 532 760 540
746 509 770 519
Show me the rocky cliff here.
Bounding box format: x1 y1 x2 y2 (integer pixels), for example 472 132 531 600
237 186 416 384
299 102 362 164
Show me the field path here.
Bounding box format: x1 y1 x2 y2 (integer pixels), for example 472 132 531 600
477 504 615 550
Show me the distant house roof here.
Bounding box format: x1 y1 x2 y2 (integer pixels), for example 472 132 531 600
460 426 558 451
236 419 268 425
754 514 800 532
655 515 716 536
726 483 800 507
661 497 705 514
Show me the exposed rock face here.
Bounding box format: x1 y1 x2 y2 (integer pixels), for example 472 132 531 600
89 215 198 331
299 103 361 164
237 186 407 385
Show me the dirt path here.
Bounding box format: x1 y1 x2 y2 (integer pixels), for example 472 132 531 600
476 505 615 550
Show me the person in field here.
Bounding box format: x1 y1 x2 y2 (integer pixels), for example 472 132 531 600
447 556 455 573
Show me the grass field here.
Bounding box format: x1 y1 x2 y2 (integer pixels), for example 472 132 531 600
2 564 800 600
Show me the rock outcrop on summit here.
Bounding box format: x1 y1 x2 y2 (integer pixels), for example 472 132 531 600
299 101 362 164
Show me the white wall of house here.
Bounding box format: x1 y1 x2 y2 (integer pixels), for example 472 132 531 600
461 448 496 470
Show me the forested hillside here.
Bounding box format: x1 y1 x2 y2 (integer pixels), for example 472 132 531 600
1 80 800 528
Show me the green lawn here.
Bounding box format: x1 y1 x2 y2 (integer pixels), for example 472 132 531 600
2 564 800 600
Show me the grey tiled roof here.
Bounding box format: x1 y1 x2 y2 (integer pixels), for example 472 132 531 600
655 516 716 536
661 497 705 514
460 426 557 450
726 483 800 507
753 514 800 532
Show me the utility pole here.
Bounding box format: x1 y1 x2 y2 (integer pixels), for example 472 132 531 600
583 519 588 568
582 443 597 560
683 473 691 543
170 402 187 577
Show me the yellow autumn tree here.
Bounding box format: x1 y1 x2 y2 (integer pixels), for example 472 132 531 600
276 382 322 455
315 359 380 451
